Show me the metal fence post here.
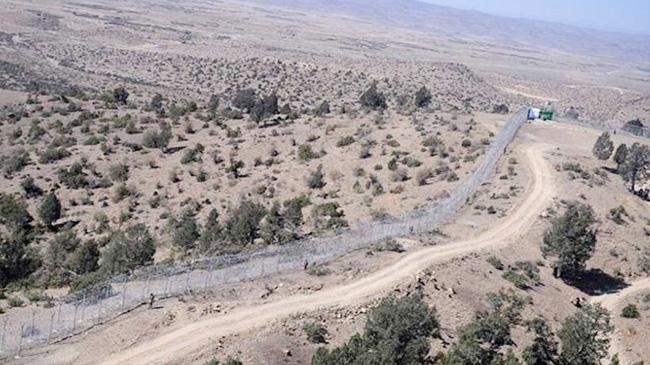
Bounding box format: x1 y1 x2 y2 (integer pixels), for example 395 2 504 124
1 318 7 353
56 303 62 333
30 309 35 342
17 323 25 357
121 281 127 309
72 303 79 331
47 312 55 344
80 293 87 324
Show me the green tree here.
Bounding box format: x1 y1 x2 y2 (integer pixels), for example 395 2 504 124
44 229 81 286
442 291 526 365
592 132 614 160
101 224 155 274
198 209 223 254
522 317 558 365
39 191 62 229
224 200 267 245
66 239 100 275
0 194 33 234
359 82 387 110
619 142 650 192
0 233 40 287
414 86 432 108
364 294 440 364
170 210 200 251
259 202 288 244
232 88 257 111
312 294 439 365
112 87 129 104
558 304 612 365
613 144 627 170
541 202 597 278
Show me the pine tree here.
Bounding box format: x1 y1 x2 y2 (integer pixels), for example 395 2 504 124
592 132 613 160
613 143 627 170
39 191 61 229
541 202 596 278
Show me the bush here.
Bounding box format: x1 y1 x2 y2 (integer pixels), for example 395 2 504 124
304 321 329 343
232 88 257 111
7 296 24 307
415 168 433 186
487 256 504 270
181 144 205 164
502 269 530 289
142 124 172 150
21 176 43 198
307 165 326 189
312 202 348 230
621 304 640 319
109 163 130 182
112 87 129 104
39 147 71 164
298 144 316 161
359 82 387 110
414 86 432 108
1 148 31 175
315 100 330 116
336 136 355 147
391 168 409 182
58 162 89 189
608 205 628 225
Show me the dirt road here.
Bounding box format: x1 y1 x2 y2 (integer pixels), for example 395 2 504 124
591 277 650 364
94 143 555 365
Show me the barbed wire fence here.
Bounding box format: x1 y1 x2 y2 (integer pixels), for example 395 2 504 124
0 109 529 358
556 116 650 140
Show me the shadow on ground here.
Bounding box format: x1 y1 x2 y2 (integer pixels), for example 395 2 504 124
563 268 629 295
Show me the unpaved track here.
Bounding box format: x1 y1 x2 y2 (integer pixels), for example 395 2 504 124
100 144 554 365
591 277 650 364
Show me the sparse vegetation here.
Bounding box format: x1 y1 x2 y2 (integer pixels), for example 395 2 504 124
541 201 597 279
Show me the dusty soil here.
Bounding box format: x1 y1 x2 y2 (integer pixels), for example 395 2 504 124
0 0 649 364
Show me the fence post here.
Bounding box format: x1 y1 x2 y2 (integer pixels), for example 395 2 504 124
47 312 55 344
203 271 210 290
164 275 171 296
121 281 127 309
80 293 87 324
72 303 79 331
30 309 35 343
17 323 25 357
56 303 62 333
1 318 6 354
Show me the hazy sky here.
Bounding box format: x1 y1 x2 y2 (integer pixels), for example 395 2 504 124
422 0 650 35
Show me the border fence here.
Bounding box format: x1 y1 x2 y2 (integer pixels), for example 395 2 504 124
556 116 650 140
0 109 529 358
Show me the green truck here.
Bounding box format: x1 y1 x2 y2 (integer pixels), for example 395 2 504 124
539 109 554 121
